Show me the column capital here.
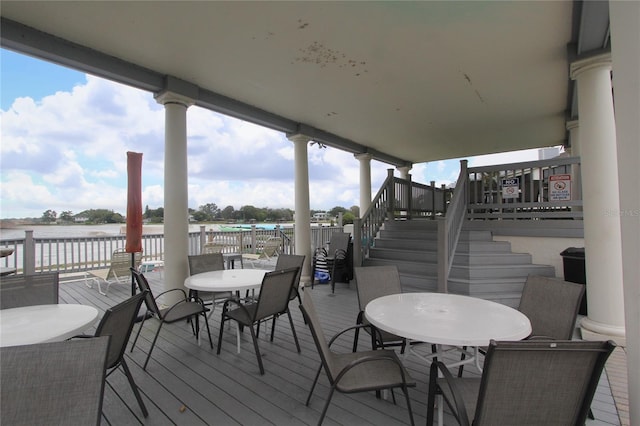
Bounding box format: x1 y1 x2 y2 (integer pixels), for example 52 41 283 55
286 133 311 144
354 152 373 162
570 53 612 80
154 90 195 108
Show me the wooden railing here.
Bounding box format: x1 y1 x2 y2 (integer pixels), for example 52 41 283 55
357 156 583 293
436 160 468 292
1 225 340 275
355 169 452 264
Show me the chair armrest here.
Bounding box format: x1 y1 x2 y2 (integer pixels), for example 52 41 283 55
334 351 412 386
161 298 204 317
428 361 471 426
154 288 188 300
328 324 376 347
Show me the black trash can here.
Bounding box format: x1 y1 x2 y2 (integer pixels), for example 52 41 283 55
560 247 587 315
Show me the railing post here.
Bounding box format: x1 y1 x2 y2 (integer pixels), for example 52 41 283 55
199 226 206 254
430 180 436 219
251 224 257 254
353 218 362 267
436 218 448 293
406 173 413 220
387 169 395 221
24 230 35 275
441 184 448 214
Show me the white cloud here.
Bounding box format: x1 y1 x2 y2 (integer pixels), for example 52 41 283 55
0 76 393 218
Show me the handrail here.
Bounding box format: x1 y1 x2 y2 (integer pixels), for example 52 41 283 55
437 160 468 293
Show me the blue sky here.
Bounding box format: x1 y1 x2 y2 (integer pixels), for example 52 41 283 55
0 48 547 219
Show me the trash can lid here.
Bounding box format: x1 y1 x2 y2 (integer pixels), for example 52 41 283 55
560 247 585 257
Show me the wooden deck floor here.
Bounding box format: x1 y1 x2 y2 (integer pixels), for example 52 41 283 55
60 270 625 426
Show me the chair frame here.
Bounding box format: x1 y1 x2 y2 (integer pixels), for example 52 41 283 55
217 267 300 375
129 268 213 370
428 339 616 426
188 252 231 318
300 292 416 426
458 274 586 377
76 292 149 417
353 265 407 352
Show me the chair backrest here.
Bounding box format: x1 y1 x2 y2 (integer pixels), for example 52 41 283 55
518 275 585 340
328 232 350 255
253 267 299 321
299 292 338 384
474 339 615 426
275 254 306 300
188 253 225 275
261 237 282 258
108 250 142 282
354 265 402 312
1 336 109 426
0 272 59 309
95 292 147 369
130 268 162 317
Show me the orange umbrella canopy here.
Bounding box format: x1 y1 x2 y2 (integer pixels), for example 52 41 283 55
125 152 143 254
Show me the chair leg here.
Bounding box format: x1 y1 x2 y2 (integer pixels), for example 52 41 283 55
217 316 226 354
143 322 163 370
402 385 415 426
270 316 277 342
249 326 265 375
306 364 323 406
201 312 213 349
286 310 301 353
130 314 147 353
317 386 336 426
120 359 148 418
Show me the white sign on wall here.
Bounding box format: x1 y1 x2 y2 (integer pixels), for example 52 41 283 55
549 174 571 201
501 177 520 199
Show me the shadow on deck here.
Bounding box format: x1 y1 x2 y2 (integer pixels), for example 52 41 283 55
59 270 626 425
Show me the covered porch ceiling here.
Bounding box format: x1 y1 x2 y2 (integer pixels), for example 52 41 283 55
1 1 610 167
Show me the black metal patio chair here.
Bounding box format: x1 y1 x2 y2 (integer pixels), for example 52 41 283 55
75 292 149 418
427 339 615 426
129 268 213 370
217 267 300 375
1 336 110 426
188 252 231 318
0 271 59 309
299 292 416 426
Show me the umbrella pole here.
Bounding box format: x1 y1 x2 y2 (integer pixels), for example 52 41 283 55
131 252 136 296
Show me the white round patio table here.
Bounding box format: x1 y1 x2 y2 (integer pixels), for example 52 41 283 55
0 304 99 347
365 292 531 347
184 269 270 293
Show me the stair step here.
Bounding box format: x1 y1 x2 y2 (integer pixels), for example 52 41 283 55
449 264 556 280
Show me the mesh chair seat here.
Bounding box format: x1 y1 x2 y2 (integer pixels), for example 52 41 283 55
0 272 59 309
160 301 211 323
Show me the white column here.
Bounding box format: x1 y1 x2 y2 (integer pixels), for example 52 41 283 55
566 120 582 205
355 153 373 216
610 0 640 420
287 134 313 287
570 54 626 344
155 91 194 302
397 165 412 180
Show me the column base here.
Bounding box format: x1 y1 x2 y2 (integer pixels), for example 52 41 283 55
580 317 626 347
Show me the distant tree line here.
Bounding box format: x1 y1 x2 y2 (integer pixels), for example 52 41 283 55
41 209 124 224
40 204 360 225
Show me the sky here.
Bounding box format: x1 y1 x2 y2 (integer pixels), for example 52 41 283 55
0 48 552 219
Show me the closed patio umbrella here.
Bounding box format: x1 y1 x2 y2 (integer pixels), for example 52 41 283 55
125 151 143 296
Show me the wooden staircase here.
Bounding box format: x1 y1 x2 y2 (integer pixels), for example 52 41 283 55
362 220 555 307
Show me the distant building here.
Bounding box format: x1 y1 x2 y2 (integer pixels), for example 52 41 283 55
312 212 329 221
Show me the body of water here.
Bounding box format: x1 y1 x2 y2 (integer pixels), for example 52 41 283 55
0 223 294 240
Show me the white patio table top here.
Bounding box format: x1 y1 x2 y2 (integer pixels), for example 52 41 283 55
184 269 270 293
365 292 531 347
0 304 99 347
